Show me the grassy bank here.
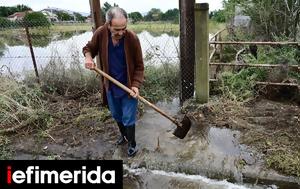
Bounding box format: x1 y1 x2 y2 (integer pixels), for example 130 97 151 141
51 23 91 32
50 20 225 35
129 20 225 36
0 20 225 37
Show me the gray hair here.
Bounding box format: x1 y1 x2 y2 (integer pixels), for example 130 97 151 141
105 7 128 23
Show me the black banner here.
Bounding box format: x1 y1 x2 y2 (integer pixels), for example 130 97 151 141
0 160 122 189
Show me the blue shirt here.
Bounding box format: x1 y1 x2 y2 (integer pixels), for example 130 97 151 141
108 33 127 98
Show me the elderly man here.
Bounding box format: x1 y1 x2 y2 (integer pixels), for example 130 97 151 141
83 7 144 157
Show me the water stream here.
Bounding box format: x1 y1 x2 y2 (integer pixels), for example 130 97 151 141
120 98 277 189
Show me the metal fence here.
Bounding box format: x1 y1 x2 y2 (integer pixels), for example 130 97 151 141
179 0 195 103
0 21 88 75
0 20 181 99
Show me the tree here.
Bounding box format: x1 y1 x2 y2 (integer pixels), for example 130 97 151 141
16 4 31 12
0 17 14 28
103 2 112 12
23 12 50 27
144 8 163 21
128 12 143 23
161 8 179 23
57 11 73 21
74 13 86 22
0 4 32 17
101 2 119 22
210 9 226 22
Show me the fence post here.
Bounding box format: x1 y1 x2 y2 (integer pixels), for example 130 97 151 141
25 25 40 84
90 0 103 29
195 3 209 103
179 0 195 104
90 0 107 104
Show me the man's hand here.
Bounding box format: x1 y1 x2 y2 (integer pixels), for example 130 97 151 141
130 87 139 98
84 53 96 70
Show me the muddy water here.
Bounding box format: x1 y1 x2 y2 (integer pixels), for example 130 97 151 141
9 97 298 188
123 165 266 189
122 98 273 189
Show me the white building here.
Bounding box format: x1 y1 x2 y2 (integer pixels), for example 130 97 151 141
41 10 59 22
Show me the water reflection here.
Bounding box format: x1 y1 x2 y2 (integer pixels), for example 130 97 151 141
0 30 87 49
124 165 264 189
0 32 25 47
0 40 6 57
0 30 179 75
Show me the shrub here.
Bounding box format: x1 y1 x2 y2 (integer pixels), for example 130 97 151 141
218 68 267 101
23 12 50 27
0 17 14 28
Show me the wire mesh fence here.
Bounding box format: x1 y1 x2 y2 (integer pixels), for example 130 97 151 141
179 3 195 102
0 20 88 75
0 19 182 100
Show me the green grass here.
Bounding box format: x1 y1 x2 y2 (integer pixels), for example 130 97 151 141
266 150 300 177
217 68 268 101
51 23 91 32
209 20 226 34
129 20 225 36
0 20 225 37
128 22 179 36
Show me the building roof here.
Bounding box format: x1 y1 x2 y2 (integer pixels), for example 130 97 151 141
7 12 26 18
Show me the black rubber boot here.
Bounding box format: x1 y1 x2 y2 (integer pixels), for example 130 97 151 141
116 122 127 145
126 125 138 157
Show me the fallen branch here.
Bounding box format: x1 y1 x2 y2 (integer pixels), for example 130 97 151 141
209 41 299 46
209 63 300 72
209 79 299 87
256 82 299 87
235 48 246 63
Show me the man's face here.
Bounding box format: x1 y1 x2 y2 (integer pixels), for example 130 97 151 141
109 17 127 40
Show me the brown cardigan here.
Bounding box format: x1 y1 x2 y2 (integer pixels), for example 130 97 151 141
83 23 144 93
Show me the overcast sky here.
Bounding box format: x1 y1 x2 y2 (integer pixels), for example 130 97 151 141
0 0 223 14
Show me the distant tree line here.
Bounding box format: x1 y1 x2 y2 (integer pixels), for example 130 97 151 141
0 4 88 28
1 2 180 26
0 5 51 28
210 9 226 23
0 4 32 17
101 2 179 23
1 2 213 28
0 12 51 28
23 12 50 27
1 2 230 26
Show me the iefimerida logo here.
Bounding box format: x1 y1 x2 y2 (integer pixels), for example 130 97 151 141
6 166 115 184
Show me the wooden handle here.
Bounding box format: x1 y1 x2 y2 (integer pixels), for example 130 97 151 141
92 67 179 126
